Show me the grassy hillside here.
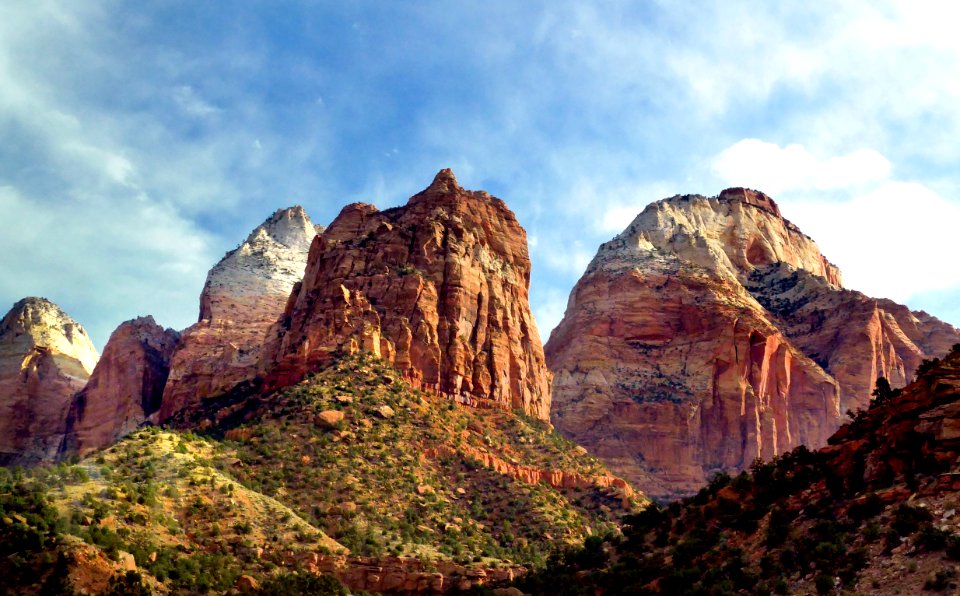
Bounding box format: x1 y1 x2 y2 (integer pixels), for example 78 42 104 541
0 428 346 594
0 354 642 594
211 355 642 564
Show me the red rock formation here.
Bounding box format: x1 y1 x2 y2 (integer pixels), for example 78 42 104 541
288 552 524 594
61 316 179 456
747 264 960 413
0 297 99 464
547 241 840 500
424 443 637 502
262 169 551 420
158 207 320 421
547 189 959 500
821 345 960 495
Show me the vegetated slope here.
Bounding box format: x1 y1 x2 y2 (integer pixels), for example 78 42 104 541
516 345 960 595
0 427 344 595
213 356 642 565
0 355 643 595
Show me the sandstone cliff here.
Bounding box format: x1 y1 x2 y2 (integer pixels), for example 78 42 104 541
61 316 179 456
158 206 320 421
262 169 552 420
0 297 99 464
547 189 959 500
746 264 960 413
518 345 960 596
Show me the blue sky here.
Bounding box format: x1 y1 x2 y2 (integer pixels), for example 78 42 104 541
2 1 959 349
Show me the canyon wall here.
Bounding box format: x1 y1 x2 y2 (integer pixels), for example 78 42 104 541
262 169 552 420
0 298 99 464
547 189 959 500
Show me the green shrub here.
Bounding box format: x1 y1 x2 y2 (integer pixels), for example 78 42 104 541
891 504 932 536
814 573 835 595
917 524 950 551
257 570 350 595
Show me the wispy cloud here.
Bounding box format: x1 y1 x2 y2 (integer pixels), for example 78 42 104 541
1 0 958 346
712 140 891 196
172 85 221 118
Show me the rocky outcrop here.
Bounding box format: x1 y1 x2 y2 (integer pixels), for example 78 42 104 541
618 188 843 288
747 264 960 413
823 345 960 491
546 215 841 499
262 169 551 420
0 297 99 464
61 317 179 456
158 207 320 421
288 552 524 594
424 443 637 503
547 189 959 500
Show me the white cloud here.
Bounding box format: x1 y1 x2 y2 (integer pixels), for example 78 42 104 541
0 185 212 349
709 139 960 319
712 139 891 196
0 1 220 346
786 181 960 304
172 85 220 118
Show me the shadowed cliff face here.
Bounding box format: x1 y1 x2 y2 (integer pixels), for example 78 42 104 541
0 297 99 464
261 169 552 420
60 316 179 457
547 189 960 501
157 206 321 421
746 264 960 414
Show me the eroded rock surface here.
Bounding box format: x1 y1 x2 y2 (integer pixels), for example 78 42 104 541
62 316 179 456
0 297 99 464
746 264 959 413
547 189 958 500
262 169 552 420
158 206 320 421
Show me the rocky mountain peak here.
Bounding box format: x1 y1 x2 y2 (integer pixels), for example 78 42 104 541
323 202 380 244
599 189 843 289
263 171 552 420
246 205 318 250
548 187 959 500
718 186 783 217
200 206 321 323
61 316 179 457
422 167 460 196
159 206 320 422
1 297 99 374
0 297 99 464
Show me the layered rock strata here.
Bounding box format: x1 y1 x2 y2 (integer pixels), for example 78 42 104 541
158 206 320 421
61 316 179 456
262 169 552 420
547 189 959 500
425 444 637 501
746 264 960 413
0 297 99 464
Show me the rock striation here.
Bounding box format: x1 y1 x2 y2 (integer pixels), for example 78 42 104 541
262 169 552 420
158 206 320 421
746 264 960 414
61 316 179 456
0 297 99 464
547 189 960 500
